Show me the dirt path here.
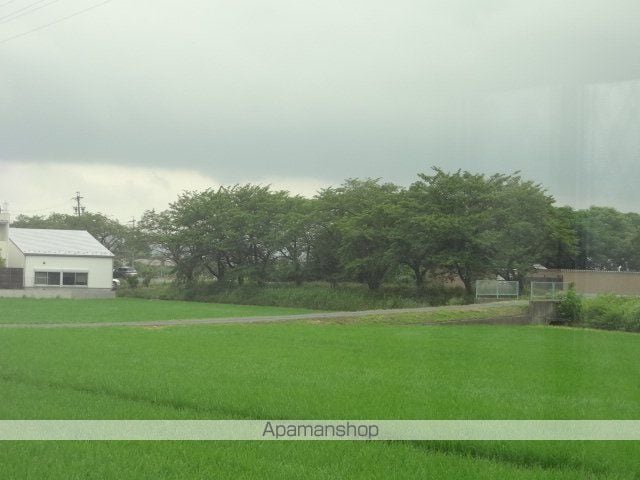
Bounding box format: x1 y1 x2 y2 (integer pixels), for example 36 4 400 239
0 300 528 329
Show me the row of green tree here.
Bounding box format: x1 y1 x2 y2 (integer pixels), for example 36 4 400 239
11 169 640 292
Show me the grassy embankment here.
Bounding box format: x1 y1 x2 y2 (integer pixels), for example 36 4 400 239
117 281 474 311
0 299 638 478
0 297 525 325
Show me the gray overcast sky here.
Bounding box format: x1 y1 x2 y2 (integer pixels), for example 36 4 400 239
1 0 640 220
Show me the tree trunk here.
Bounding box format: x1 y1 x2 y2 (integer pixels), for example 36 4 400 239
412 263 428 292
456 263 474 294
217 259 226 282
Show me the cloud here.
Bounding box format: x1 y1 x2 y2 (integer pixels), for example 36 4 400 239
1 0 639 212
0 161 220 220
0 161 333 221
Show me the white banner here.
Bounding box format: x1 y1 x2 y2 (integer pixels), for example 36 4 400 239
0 420 639 441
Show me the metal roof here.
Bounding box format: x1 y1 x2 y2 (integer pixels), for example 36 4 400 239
9 228 114 257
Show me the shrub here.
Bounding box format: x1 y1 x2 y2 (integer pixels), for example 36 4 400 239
580 295 640 332
126 276 139 289
446 296 467 306
556 285 582 323
542 293 640 332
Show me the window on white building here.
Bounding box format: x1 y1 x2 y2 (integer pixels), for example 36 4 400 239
63 272 88 286
34 271 88 287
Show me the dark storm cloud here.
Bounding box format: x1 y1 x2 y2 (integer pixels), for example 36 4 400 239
1 0 640 209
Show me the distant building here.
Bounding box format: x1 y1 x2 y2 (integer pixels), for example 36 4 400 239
0 212 114 298
0 211 9 266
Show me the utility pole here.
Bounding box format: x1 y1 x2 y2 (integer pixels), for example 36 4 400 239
72 192 85 216
128 217 137 266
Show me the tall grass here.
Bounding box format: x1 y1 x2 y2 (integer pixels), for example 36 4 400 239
558 293 640 332
581 295 640 332
117 281 473 311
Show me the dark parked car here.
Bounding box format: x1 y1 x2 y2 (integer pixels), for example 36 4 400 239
113 266 138 278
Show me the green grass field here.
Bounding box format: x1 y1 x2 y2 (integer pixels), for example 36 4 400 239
0 297 315 324
0 297 525 325
0 301 638 478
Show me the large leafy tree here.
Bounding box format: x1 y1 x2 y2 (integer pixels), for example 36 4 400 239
412 169 497 293
316 179 401 290
393 183 456 290
139 208 204 283
306 222 344 286
484 173 576 286
541 206 582 269
413 168 575 293
570 207 640 270
275 196 316 285
143 185 295 285
224 185 291 284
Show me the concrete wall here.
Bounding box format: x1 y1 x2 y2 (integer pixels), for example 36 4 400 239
529 300 559 324
23 255 113 289
0 288 115 299
541 269 640 296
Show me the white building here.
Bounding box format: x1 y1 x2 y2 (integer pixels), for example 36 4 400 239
0 212 115 298
0 211 9 266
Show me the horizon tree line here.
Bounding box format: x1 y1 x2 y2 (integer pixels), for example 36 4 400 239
10 168 640 293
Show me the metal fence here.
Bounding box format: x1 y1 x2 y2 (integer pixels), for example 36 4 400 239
529 281 571 300
475 280 519 299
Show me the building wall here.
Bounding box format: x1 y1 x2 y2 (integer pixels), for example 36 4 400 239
6 240 25 269
540 269 640 296
0 212 9 264
23 255 113 289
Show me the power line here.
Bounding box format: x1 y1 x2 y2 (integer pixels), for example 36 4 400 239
0 0 114 46
0 0 64 26
72 191 85 216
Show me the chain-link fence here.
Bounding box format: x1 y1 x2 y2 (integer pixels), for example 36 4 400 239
475 280 519 299
529 281 571 300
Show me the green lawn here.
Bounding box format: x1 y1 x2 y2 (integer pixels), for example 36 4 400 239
0 297 526 325
0 297 316 324
0 316 638 478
